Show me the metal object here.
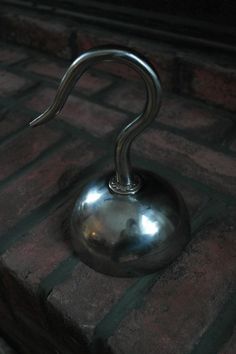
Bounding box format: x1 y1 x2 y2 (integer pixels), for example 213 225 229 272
30 46 191 277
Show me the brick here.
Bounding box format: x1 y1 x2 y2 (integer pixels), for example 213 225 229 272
172 180 207 218
0 201 74 329
47 262 134 343
0 11 71 59
27 60 113 95
0 70 30 98
158 95 233 144
0 125 63 182
0 109 29 140
0 46 28 65
219 328 236 354
134 128 236 197
108 208 236 354
0 138 102 236
149 52 176 90
103 82 233 143
0 202 73 288
76 28 129 55
101 80 145 114
27 60 66 81
128 38 176 89
25 87 129 137
180 58 236 112
96 61 141 82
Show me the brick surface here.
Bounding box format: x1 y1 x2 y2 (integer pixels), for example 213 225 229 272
103 82 233 144
0 110 29 140
134 128 236 196
0 202 73 290
0 45 28 65
108 208 236 354
172 180 207 218
26 59 113 95
101 80 145 114
0 125 63 182
47 262 134 343
0 70 30 98
0 11 71 59
25 87 129 137
219 328 236 354
158 95 234 144
180 58 236 112
0 201 74 330
0 138 102 236
0 106 37 140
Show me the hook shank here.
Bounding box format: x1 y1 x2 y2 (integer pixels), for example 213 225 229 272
30 47 162 194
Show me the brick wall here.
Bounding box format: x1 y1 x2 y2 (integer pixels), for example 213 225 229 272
0 5 235 354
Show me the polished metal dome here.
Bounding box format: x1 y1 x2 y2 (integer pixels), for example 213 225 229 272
70 170 190 276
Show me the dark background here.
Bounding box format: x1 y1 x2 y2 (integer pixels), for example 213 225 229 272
2 0 236 52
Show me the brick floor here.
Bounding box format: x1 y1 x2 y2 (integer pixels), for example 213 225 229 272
0 16 235 354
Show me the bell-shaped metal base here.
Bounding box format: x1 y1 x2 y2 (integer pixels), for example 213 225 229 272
70 170 191 277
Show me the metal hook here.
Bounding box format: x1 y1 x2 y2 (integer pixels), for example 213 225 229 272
30 47 162 194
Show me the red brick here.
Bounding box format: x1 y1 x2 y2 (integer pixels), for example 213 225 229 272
0 125 63 182
149 52 176 90
0 46 28 64
0 110 29 140
27 60 113 95
128 38 176 89
103 82 233 143
0 138 102 236
96 61 141 81
173 180 207 218
0 201 74 329
76 29 129 54
108 208 236 354
26 60 66 81
47 262 134 342
134 128 236 197
25 87 129 137
0 11 71 59
158 95 233 143
101 80 145 114
180 58 236 112
0 70 30 98
0 202 72 288
219 328 236 354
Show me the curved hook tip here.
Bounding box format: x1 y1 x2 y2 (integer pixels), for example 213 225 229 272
29 109 56 127
29 118 41 127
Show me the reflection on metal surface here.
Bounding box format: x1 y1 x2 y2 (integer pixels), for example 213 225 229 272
140 214 160 236
84 189 102 205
